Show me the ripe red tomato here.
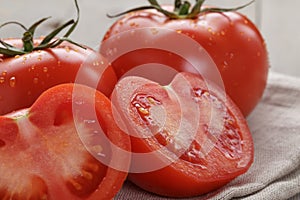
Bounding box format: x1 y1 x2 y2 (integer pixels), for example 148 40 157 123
102 3 269 116
0 83 131 199
111 72 254 197
0 38 117 115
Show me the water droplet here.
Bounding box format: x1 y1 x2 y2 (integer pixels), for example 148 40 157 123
257 52 261 57
37 55 42 61
9 77 16 87
176 30 182 34
57 61 61 66
0 76 5 84
222 61 229 71
15 55 20 59
220 30 225 36
244 19 249 25
93 61 100 67
2 71 7 76
33 77 39 84
43 67 48 73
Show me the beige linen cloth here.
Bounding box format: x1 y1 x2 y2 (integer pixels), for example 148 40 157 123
115 71 300 200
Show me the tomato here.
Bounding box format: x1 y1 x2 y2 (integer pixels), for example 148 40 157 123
102 1 269 116
0 38 117 115
111 72 253 197
0 83 131 199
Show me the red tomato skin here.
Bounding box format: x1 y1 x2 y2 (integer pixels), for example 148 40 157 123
103 7 269 116
0 38 117 115
0 83 131 200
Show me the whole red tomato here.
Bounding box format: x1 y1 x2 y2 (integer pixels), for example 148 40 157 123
0 83 131 199
112 72 253 197
102 0 269 116
0 0 117 115
0 38 117 115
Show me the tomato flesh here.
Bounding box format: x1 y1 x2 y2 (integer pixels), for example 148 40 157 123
112 72 253 197
0 84 130 199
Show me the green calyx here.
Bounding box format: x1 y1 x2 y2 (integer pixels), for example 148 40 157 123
108 0 255 19
0 0 85 57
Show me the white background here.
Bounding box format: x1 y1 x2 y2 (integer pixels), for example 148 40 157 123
1 0 299 77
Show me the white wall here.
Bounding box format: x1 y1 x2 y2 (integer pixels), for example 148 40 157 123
1 0 299 78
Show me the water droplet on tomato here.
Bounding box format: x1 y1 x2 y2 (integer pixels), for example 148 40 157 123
244 19 249 24
15 55 20 58
2 71 7 76
0 76 5 84
33 77 39 84
257 52 261 57
43 67 48 73
220 30 226 36
9 77 16 87
226 52 234 60
93 61 100 67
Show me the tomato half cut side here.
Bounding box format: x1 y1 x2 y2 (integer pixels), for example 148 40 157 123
112 72 254 198
0 84 130 200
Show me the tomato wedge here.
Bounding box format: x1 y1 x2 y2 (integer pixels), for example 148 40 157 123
111 72 254 197
0 84 130 199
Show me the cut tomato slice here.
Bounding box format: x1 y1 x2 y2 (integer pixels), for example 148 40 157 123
0 84 130 200
111 72 254 197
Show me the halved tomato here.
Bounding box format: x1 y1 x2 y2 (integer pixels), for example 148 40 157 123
0 83 130 199
111 72 253 197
